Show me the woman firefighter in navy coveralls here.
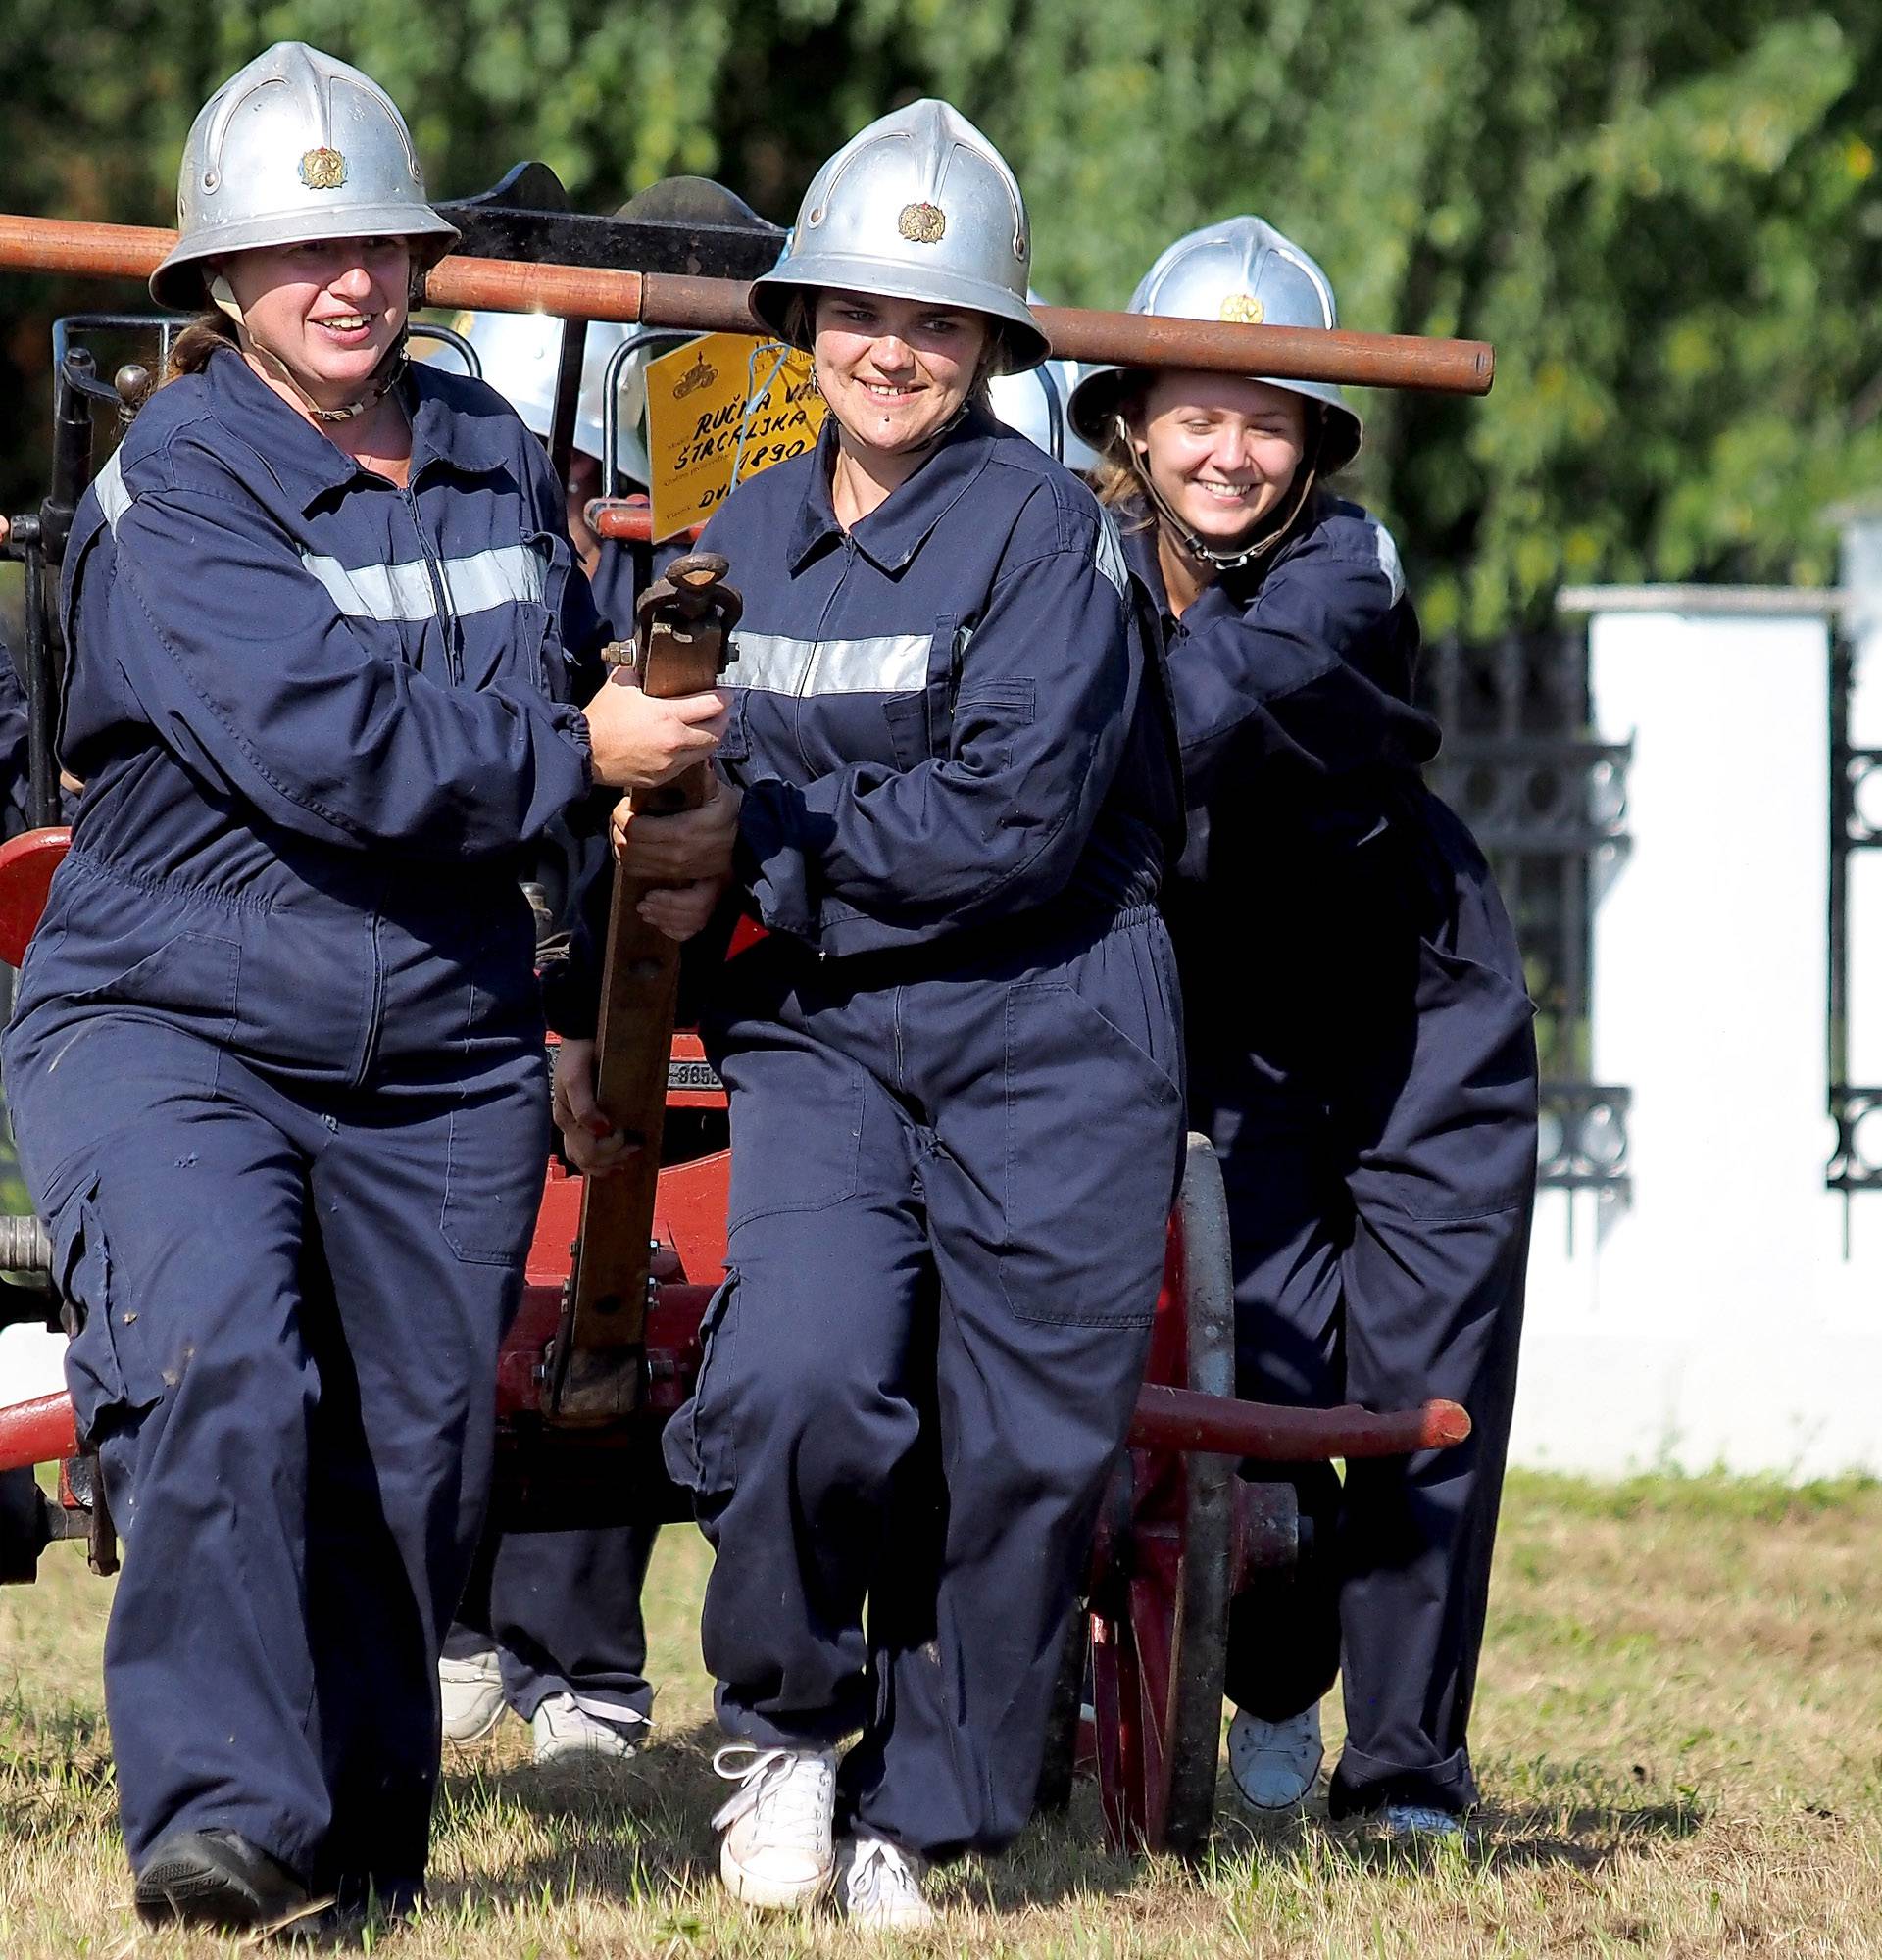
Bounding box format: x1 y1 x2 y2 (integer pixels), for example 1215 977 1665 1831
1067 218 1538 1838
1 44 723 1933
549 100 1187 1929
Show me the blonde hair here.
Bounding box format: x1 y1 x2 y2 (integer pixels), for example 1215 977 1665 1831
1088 376 1153 519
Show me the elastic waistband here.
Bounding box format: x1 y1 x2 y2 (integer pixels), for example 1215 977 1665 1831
63 843 281 916
789 899 1164 995
61 841 519 924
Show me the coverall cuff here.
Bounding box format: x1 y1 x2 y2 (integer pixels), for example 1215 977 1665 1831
713 1680 863 1751
510 1678 655 1727
732 785 817 939
1327 1741 1477 1819
561 708 597 792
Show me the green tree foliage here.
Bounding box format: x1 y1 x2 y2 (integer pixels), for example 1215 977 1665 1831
3 0 1879 630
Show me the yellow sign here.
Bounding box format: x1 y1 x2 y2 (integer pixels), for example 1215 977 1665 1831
646 332 824 541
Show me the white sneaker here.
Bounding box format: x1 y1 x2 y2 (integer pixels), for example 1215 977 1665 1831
710 1743 838 1909
1379 1801 1463 1840
837 1835 935 1933
439 1646 506 1744
1227 1703 1323 1811
531 1692 646 1764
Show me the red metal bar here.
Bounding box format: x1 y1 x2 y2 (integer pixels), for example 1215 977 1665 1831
583 499 706 547
586 499 655 544
0 825 71 967
1128 1384 1469 1459
0 214 1494 396
0 1392 77 1473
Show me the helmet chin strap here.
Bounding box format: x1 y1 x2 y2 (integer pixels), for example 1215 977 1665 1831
211 274 409 425
1118 409 1321 575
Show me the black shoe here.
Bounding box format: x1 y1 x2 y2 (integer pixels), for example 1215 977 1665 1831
134 1828 315 1932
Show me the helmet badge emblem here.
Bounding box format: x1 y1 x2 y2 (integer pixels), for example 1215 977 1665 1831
299 147 348 190
1219 292 1264 324
898 201 947 245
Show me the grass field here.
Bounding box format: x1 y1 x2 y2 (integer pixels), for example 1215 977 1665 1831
3 1469 1879 1956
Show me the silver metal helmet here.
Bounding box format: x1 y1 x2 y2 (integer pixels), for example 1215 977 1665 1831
151 42 459 312
437 311 645 479
989 361 1101 471
1066 216 1362 471
749 99 1048 374
988 295 1099 468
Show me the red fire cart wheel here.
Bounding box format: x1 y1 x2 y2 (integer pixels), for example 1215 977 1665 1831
1152 1132 1236 1854
1037 1134 1238 1852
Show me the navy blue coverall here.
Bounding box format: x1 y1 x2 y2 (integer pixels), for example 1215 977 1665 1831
1125 490 1537 1819
0 653 36 838
3 348 598 1903
445 532 669 1739
550 403 1187 1862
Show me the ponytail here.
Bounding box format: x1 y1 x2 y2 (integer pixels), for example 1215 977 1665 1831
1089 380 1155 524
162 310 239 385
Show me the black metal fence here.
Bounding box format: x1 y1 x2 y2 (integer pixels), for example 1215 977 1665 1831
1417 630 1633 1197
1828 629 1882 1194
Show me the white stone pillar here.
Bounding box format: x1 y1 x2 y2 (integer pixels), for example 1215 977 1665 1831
1511 606 1882 1476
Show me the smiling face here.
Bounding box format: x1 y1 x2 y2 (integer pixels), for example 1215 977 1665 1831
1133 371 1312 548
220 236 413 407
812 290 989 458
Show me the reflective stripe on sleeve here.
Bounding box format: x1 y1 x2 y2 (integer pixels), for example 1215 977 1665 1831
1370 521 1407 605
94 451 131 533
1094 507 1128 597
300 543 547 622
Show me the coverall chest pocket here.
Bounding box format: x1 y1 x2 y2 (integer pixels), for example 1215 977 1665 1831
457 531 564 694
879 617 967 769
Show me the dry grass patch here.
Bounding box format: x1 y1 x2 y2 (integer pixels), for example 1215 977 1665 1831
2 1469 1878 1956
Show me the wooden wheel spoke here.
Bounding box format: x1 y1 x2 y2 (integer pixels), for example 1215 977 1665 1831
1089 1608 1140 1850
1127 1564 1177 1847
